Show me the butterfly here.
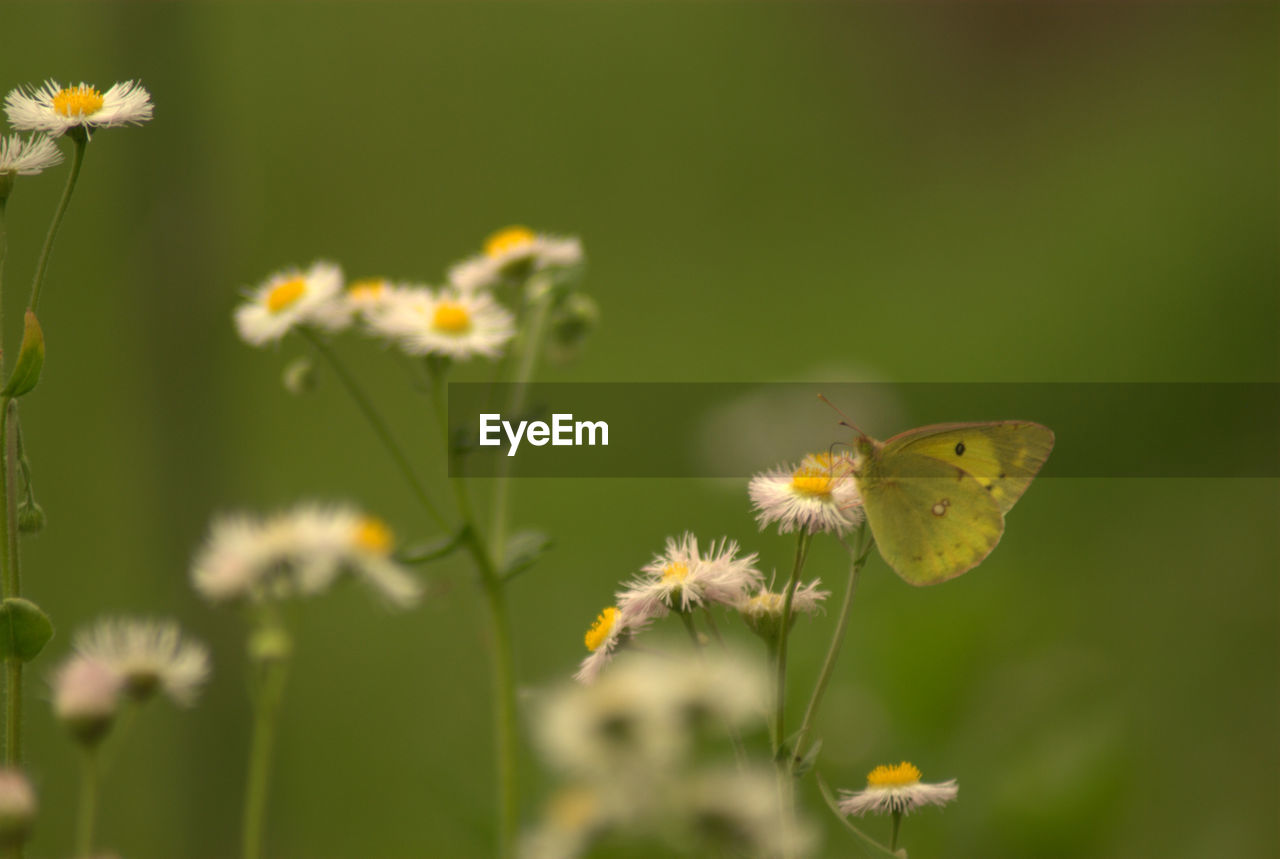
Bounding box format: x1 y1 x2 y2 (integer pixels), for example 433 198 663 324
846 421 1055 585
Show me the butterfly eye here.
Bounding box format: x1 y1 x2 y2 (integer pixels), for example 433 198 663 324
954 441 965 456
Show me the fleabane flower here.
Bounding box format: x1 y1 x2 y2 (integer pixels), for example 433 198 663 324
50 655 122 747
838 762 958 817
575 606 647 684
74 618 210 707
617 533 763 624
344 277 396 315
5 80 152 137
739 580 829 643
0 134 61 176
749 451 863 536
364 286 514 360
448 225 583 293
234 260 350 346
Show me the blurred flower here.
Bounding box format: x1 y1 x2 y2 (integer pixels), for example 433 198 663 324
838 761 957 817
234 260 349 346
680 767 816 858
51 655 122 747
364 286 515 360
448 225 583 293
0 134 61 176
190 503 421 608
574 606 645 684
4 80 152 136
519 787 604 859
0 768 35 850
739 580 829 643
749 452 863 536
74 618 210 707
617 533 762 624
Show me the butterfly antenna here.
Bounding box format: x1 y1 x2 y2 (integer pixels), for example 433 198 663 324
817 393 866 438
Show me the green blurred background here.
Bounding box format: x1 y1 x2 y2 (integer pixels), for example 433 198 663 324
0 2 1276 857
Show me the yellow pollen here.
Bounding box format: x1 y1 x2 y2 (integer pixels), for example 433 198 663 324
662 562 689 583
348 278 387 301
867 761 922 788
791 466 833 497
748 592 784 615
484 225 536 258
266 278 306 313
584 607 619 652
432 301 471 333
354 517 393 555
53 85 104 117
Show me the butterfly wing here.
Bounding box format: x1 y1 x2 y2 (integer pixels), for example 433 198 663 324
859 450 1005 586
882 421 1054 514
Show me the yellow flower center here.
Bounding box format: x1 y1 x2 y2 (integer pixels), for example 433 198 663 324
662 562 689 583
432 301 471 333
748 591 784 615
266 278 306 313
484 226 536 258
354 517 393 555
584 607 619 652
348 278 387 301
53 85 104 117
548 788 597 831
790 466 833 497
867 761 922 788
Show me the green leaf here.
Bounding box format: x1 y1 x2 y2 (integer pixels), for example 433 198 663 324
398 530 466 564
793 738 824 777
0 597 53 662
2 311 44 398
501 529 552 581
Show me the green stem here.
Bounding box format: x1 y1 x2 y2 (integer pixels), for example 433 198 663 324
891 810 902 851
772 531 811 756
28 132 86 312
488 278 554 568
678 610 703 649
700 606 726 647
74 747 98 858
1 195 8 370
301 329 449 531
816 774 900 858
2 401 21 768
242 651 289 859
791 523 871 771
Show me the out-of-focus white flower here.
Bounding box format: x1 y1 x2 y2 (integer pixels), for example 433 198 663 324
679 766 817 858
51 655 122 746
74 618 210 707
617 533 762 624
448 225 583 293
838 761 958 817
749 451 863 536
0 134 61 176
234 261 350 346
574 606 645 684
5 80 152 136
0 768 36 850
364 286 515 360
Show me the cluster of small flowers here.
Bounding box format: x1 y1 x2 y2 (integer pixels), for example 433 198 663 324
527 650 814 859
233 225 585 362
189 502 421 609
51 618 209 747
0 80 153 179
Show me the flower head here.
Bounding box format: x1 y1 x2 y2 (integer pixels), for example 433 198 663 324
0 135 61 176
739 580 829 642
837 761 958 817
448 226 583 293
749 451 863 536
5 80 152 137
574 606 647 684
234 261 350 346
74 619 210 707
617 534 763 624
0 768 36 850
363 286 515 360
50 655 122 747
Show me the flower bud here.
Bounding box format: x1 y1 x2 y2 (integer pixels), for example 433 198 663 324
52 656 122 747
17 500 44 535
0 768 35 849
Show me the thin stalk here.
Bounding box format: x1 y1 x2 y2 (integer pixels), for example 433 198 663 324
700 606 726 647
816 774 900 858
1 401 21 767
301 329 449 531
488 279 554 568
1 195 9 365
791 523 871 770
74 747 99 858
772 531 811 756
677 611 702 649
890 810 902 851
28 133 86 312
241 654 289 859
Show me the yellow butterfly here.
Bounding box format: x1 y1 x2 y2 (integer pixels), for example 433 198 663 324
848 421 1055 586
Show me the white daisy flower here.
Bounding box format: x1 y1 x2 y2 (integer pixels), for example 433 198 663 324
0 134 62 176
749 451 864 536
448 225 583 293
364 286 515 360
281 505 422 609
74 618 210 707
233 260 350 346
344 277 397 315
5 80 152 137
190 513 286 603
50 655 122 746
838 761 958 817
617 533 763 624
574 606 646 684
